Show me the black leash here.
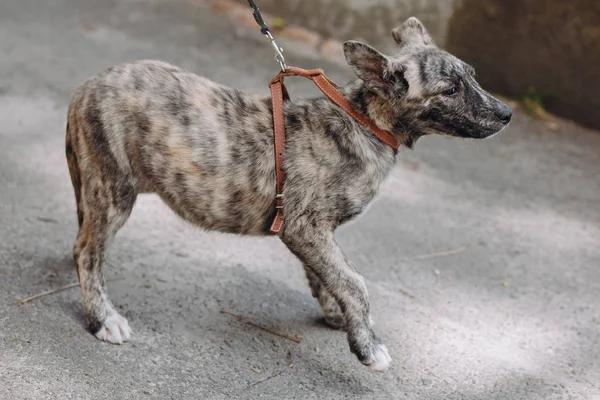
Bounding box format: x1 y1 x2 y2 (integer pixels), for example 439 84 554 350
247 0 269 35
246 0 287 72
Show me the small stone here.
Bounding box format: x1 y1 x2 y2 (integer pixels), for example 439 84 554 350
546 121 559 131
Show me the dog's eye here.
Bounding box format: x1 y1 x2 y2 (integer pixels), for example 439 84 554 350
442 85 459 97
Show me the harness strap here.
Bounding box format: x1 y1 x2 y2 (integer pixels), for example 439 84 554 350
268 74 287 233
267 66 400 233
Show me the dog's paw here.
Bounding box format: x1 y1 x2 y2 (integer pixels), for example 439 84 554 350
365 344 391 372
95 311 131 345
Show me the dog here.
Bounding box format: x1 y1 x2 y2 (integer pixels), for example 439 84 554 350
65 17 511 371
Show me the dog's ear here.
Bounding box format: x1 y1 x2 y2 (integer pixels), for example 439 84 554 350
344 41 395 95
392 17 433 47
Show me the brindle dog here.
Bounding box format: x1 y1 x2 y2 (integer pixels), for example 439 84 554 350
65 17 511 371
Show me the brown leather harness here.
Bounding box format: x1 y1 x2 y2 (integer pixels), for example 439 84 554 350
245 0 399 233
267 66 401 233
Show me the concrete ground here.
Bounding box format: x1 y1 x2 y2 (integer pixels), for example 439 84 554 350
1 0 599 398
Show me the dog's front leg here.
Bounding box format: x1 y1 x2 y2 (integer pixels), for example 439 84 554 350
283 227 391 371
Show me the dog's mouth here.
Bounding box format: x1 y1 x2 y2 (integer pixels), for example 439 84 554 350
471 121 509 139
483 122 511 139
480 113 513 138
458 98 513 139
427 119 509 140
478 102 512 138
464 108 513 139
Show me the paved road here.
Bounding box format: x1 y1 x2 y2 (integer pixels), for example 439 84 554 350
1 0 599 398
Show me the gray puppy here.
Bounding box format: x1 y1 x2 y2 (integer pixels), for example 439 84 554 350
65 17 511 371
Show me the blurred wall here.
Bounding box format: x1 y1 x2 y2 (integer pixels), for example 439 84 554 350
447 0 600 130
236 0 600 130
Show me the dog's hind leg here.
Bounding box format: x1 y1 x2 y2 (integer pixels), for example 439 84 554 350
72 174 136 344
304 265 345 329
283 226 391 371
67 107 137 344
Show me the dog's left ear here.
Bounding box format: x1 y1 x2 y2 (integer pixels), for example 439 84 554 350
344 41 395 96
392 17 433 47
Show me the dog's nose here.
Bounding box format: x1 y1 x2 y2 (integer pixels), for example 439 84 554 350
495 103 513 125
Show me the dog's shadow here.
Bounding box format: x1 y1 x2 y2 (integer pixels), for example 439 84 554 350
26 253 88 327
37 254 74 282
159 263 377 396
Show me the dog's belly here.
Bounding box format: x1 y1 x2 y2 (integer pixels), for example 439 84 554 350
150 179 275 235
131 121 277 235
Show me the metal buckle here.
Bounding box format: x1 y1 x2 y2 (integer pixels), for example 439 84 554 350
275 193 283 208
265 31 287 72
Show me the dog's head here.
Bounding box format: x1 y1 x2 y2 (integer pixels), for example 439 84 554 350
344 17 511 144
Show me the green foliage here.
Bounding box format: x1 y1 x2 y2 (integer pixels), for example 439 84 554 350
522 87 547 119
272 17 286 30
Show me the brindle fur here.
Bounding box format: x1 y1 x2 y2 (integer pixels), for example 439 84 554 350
65 18 511 371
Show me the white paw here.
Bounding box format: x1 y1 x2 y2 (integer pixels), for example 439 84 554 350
367 344 391 372
95 312 131 345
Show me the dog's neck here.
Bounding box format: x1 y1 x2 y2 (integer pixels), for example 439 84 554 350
341 79 417 149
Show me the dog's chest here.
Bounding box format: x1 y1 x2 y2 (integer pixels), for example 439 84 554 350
337 175 381 225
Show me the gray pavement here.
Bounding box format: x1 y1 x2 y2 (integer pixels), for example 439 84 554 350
1 0 599 398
